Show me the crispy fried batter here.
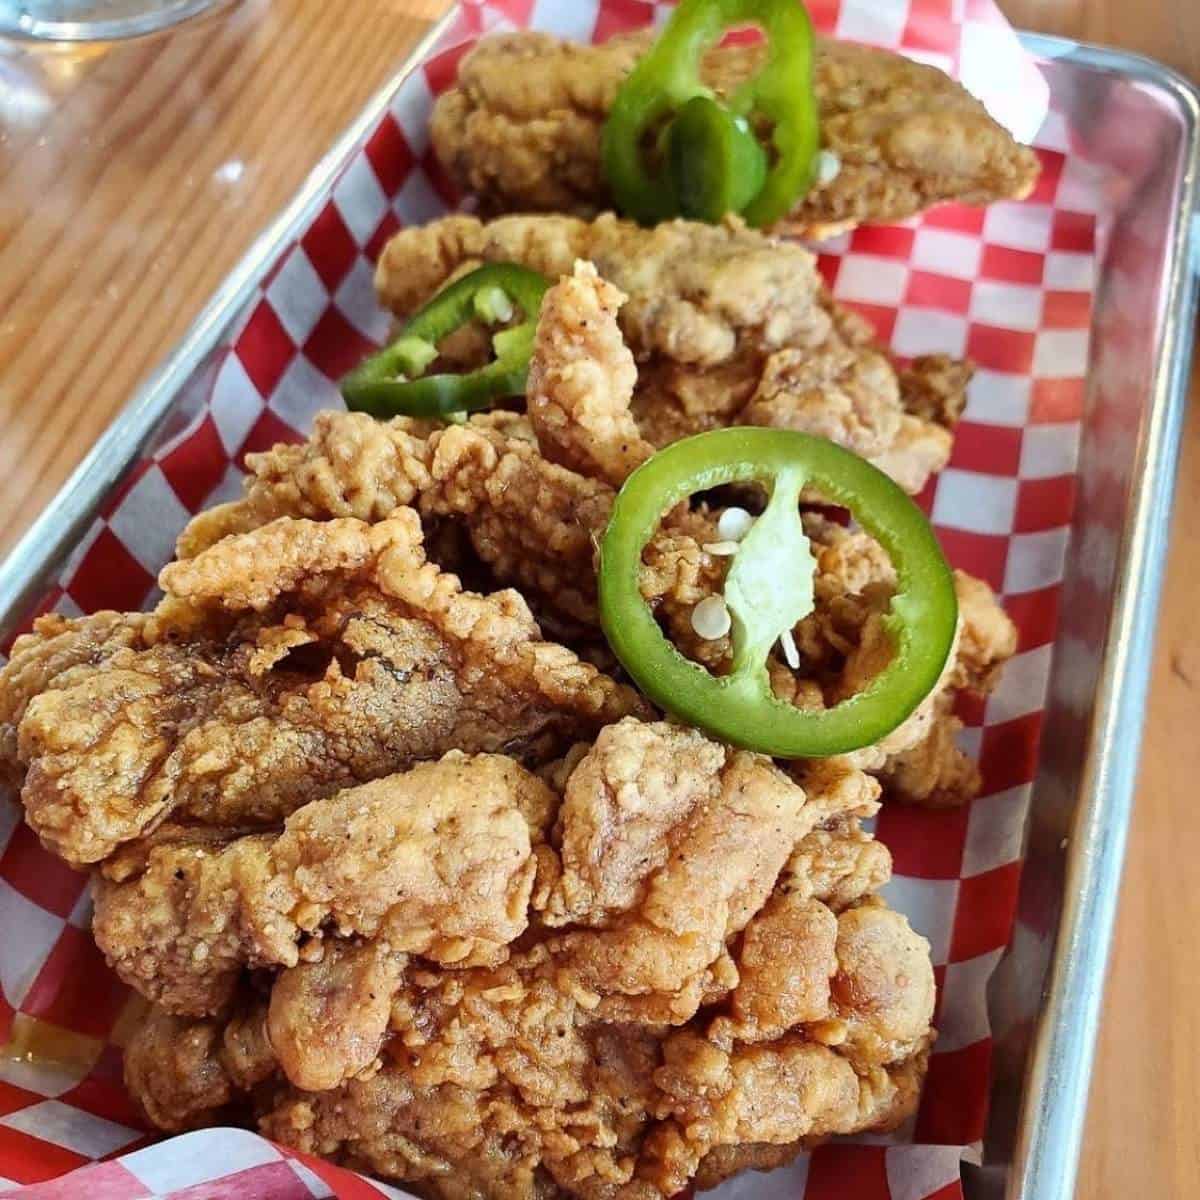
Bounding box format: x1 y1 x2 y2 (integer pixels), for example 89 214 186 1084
123 1009 238 1132
375 214 830 366
164 412 1014 811
122 994 276 1132
175 411 434 559
375 214 962 494
430 31 1039 234
715 893 840 1043
94 751 558 1016
2 512 640 865
0 610 149 787
118 720 933 1198
741 339 904 460
422 421 614 626
171 414 614 630
899 354 974 429
528 260 654 486
644 1034 928 1196
953 567 1020 692
268 939 405 1092
543 722 826 1025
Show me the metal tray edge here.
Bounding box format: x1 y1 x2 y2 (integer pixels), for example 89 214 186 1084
0 5 462 641
1006 33 1200 1200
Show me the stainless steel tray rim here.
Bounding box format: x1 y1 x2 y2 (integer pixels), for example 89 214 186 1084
1006 36 1199 1200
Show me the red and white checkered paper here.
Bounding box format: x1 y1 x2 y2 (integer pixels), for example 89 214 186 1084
0 1 1099 1196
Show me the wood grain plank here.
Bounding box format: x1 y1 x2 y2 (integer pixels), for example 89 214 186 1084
1073 363 1200 1200
0 0 446 550
1003 0 1200 79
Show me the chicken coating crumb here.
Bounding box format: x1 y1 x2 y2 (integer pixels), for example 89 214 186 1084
430 31 1039 234
115 719 934 1199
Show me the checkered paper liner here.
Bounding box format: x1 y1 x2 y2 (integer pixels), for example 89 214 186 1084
0 1 1100 1196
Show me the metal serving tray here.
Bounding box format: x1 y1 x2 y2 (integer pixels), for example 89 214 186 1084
0 17 1196 1200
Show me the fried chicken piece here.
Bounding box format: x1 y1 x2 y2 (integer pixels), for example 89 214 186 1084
710 781 933 1056
173 413 534 562
169 413 618 632
94 750 557 1015
541 720 824 1024
123 1009 236 1132
542 721 729 927
868 413 958 496
528 260 654 487
182 414 1011 807
953 567 1020 692
123 997 275 1132
375 213 961 494
261 987 666 1200
830 902 937 1066
268 938 405 1092
781 812 893 914
833 565 1014 807
0 610 149 786
644 1033 928 1196
174 410 1011 804
818 566 1011 805
692 1141 810 1192
174 412 433 559
875 689 981 808
716 893 839 1043
422 420 614 626
2 511 641 865
430 30 1039 235
630 357 955 498
171 411 703 643
375 214 829 366
118 720 933 1197
739 339 906 460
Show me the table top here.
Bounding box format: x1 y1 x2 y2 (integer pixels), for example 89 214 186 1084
0 2 1196 1196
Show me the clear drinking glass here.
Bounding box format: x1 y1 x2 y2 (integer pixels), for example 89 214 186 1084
0 0 228 40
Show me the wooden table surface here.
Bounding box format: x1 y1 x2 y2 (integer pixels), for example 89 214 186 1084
0 1 1196 1195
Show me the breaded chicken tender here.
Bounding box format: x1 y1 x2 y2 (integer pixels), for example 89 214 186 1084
93 751 556 1016
116 719 934 1199
430 30 1039 235
166 410 1014 807
0 511 641 865
374 213 959 494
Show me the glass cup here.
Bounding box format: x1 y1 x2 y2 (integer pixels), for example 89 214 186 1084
0 0 229 40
